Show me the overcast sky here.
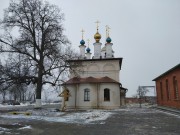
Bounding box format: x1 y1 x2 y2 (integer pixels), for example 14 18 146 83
0 0 180 97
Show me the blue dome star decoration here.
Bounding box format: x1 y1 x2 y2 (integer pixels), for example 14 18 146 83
80 39 85 45
86 47 91 53
106 37 112 43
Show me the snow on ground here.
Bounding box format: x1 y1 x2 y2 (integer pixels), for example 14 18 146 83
0 125 32 134
0 103 116 124
0 102 60 108
0 109 114 124
0 127 10 132
0 103 30 108
18 125 32 130
155 110 180 118
0 103 162 125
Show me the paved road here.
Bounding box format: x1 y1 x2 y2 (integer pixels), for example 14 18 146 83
0 106 180 135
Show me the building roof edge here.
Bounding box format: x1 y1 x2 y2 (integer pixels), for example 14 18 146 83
152 63 180 81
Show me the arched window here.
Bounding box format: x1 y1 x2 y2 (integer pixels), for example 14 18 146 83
160 82 163 100
84 89 90 101
104 88 110 101
166 79 170 100
173 76 179 99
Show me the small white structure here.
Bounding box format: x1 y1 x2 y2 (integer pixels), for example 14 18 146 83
62 24 127 109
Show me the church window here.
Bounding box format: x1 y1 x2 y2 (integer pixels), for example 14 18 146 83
104 88 110 101
160 82 163 100
166 79 170 100
84 89 90 101
173 76 179 99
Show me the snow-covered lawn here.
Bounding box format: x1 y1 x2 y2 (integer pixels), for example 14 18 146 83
0 109 113 124
0 127 10 133
0 124 32 134
0 103 159 127
0 102 60 108
0 103 114 124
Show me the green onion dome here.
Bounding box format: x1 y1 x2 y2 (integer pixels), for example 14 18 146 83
86 47 91 53
106 37 112 43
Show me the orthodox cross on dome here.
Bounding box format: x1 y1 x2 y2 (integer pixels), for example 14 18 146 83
81 29 85 39
95 20 100 31
106 25 110 38
94 20 101 43
86 39 91 53
87 39 90 47
105 25 112 43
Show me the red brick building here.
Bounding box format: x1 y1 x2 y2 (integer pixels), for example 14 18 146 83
153 64 180 109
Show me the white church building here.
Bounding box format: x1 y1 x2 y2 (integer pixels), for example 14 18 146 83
62 24 127 109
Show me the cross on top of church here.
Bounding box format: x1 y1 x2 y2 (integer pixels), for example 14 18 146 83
87 39 90 47
106 25 110 38
81 29 85 39
95 20 100 30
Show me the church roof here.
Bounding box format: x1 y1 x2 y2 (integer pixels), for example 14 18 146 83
63 76 120 85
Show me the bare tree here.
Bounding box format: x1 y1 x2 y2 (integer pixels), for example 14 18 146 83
0 54 30 102
136 86 149 108
0 0 78 108
0 60 15 101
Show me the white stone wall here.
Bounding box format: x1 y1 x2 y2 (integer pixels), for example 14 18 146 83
79 45 86 58
105 43 113 58
66 58 122 109
65 83 121 109
77 84 97 109
99 83 120 109
86 53 91 59
93 42 102 59
65 85 76 108
76 59 120 82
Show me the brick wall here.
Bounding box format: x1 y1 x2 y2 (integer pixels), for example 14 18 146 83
155 68 180 109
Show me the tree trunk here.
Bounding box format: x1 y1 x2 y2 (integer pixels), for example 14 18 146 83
35 79 43 108
2 91 6 102
35 57 43 108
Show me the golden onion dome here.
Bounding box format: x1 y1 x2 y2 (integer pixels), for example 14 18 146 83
94 31 101 43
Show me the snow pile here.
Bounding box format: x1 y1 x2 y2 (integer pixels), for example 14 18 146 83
61 110 113 124
0 104 6 107
0 127 10 131
0 127 11 134
0 104 16 108
0 125 32 134
74 110 112 123
0 103 31 108
19 125 32 130
0 109 113 124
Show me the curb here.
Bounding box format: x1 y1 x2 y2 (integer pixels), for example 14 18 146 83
154 106 180 115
